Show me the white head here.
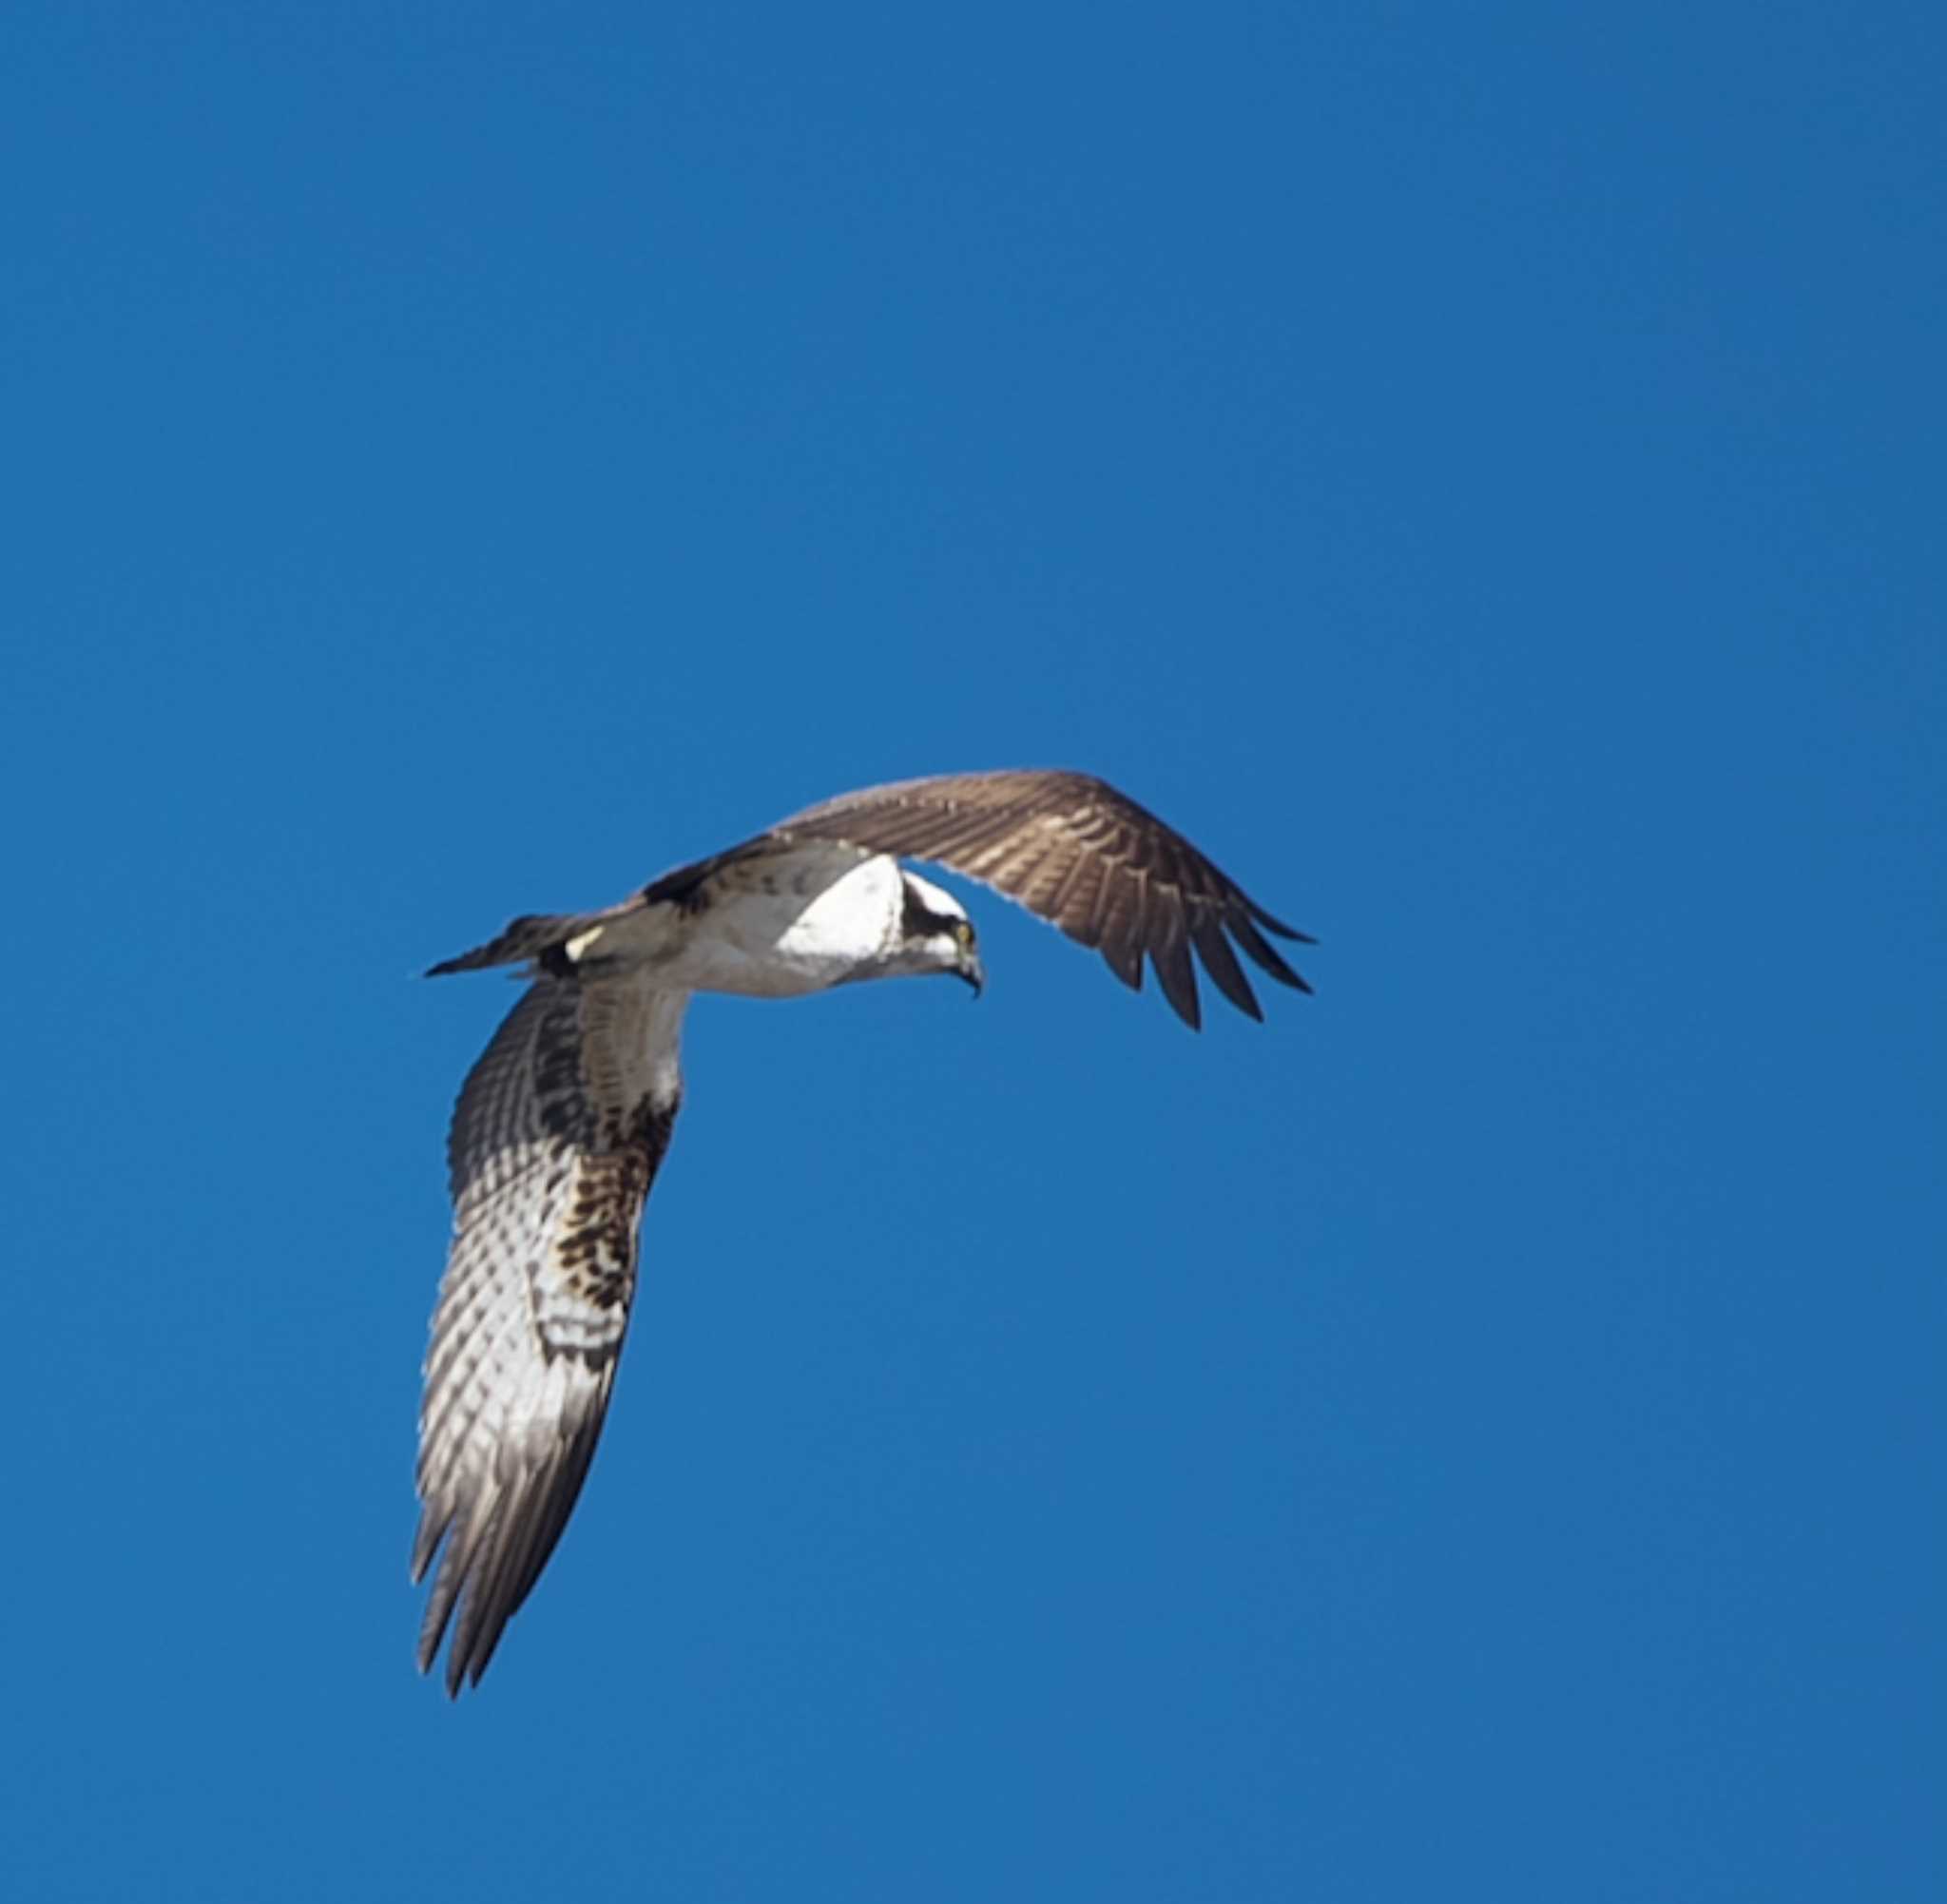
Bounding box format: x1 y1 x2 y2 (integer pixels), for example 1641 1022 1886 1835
884 871 985 993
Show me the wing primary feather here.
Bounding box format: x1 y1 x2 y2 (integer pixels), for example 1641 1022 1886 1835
416 1501 492 1678
1149 914 1203 1029
1245 899 1316 943
1192 915 1263 1021
1099 938 1145 990
1229 914 1314 992
453 1452 572 1691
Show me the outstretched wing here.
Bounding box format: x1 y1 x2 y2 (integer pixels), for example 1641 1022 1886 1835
419 772 1310 1029
769 769 1313 1029
413 975 685 1695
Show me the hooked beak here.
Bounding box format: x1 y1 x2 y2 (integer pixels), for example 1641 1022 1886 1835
956 949 986 998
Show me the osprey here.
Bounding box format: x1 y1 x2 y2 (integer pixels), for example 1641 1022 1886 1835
414 769 1312 1693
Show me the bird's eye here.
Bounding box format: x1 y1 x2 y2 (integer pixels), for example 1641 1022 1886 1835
954 920 974 948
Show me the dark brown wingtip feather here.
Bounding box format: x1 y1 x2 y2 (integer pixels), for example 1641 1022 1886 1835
1099 940 1145 991
1230 914 1315 993
1149 925 1203 1030
1243 897 1317 944
1192 916 1263 1022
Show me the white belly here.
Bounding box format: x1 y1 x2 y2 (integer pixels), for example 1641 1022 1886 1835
585 850 899 997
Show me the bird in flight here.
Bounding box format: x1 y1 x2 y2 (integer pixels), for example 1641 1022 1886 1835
413 769 1313 1693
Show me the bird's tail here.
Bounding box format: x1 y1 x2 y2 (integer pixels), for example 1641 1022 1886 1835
425 910 609 977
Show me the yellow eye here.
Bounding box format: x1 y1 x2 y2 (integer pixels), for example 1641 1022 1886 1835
955 920 975 949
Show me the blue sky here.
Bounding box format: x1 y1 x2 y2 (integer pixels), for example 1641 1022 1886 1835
4 4 1940 1898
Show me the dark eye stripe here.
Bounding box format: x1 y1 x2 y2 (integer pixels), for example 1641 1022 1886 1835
899 883 967 940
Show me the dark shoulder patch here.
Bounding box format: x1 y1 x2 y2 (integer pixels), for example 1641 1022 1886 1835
638 839 767 914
